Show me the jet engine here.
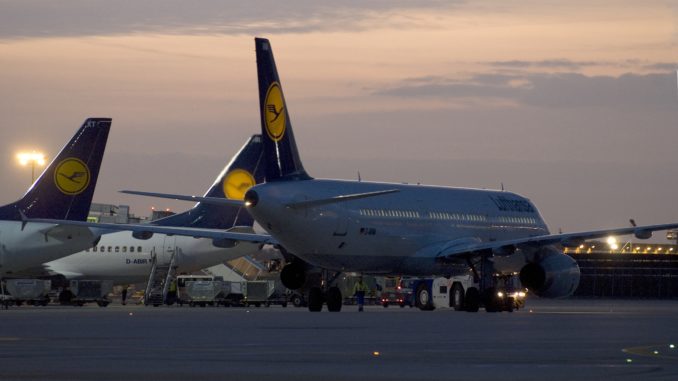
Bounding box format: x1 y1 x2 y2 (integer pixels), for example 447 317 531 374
280 260 306 290
132 231 153 240
519 246 580 298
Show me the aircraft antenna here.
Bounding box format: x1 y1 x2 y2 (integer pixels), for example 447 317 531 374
501 182 505 191
357 171 362 182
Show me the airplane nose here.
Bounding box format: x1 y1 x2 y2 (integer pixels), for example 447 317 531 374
244 189 259 207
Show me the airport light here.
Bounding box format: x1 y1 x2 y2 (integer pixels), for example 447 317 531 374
606 236 619 251
17 151 46 184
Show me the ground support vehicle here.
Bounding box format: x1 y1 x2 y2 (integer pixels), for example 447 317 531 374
218 281 245 307
406 272 526 313
379 276 413 308
3 279 51 306
67 280 113 307
242 280 275 307
180 279 222 307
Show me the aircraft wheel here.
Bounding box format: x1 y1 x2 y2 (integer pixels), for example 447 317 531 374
326 287 342 312
415 284 434 311
451 283 465 311
290 294 303 307
464 287 480 312
308 287 323 312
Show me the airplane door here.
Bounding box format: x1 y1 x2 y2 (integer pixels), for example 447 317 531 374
159 236 176 265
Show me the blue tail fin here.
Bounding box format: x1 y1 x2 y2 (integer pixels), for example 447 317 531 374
255 37 311 182
153 135 264 229
0 118 111 221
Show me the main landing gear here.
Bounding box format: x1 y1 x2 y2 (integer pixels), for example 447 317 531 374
280 259 343 312
308 286 343 312
307 269 343 312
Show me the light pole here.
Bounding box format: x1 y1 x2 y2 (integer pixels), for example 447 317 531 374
17 151 46 184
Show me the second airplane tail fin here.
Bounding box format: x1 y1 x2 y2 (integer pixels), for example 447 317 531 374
255 37 311 182
153 135 265 229
0 118 112 221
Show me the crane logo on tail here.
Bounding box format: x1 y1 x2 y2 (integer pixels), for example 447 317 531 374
223 169 256 200
54 158 90 195
264 82 286 142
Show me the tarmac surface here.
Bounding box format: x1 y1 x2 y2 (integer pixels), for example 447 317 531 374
1 298 678 381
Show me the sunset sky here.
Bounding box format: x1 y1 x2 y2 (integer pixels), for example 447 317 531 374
1 1 676 237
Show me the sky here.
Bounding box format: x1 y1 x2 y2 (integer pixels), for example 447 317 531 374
1 0 677 239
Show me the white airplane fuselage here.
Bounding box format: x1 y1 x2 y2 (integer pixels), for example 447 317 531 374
247 179 550 275
0 221 97 276
43 231 260 284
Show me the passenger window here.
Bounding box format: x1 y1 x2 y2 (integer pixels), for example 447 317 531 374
122 246 127 253
100 246 105 252
137 246 142 252
107 246 112 252
93 246 97 252
115 246 119 253
130 246 134 253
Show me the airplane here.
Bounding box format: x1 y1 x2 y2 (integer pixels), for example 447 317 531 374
26 135 266 286
0 118 111 277
32 39 678 313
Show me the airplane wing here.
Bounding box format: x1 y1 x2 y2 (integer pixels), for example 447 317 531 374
120 190 245 207
25 218 277 245
432 222 678 260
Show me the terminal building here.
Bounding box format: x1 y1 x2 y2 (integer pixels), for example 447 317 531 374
566 233 678 298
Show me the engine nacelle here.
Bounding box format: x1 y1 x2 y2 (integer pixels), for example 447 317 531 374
519 247 580 298
132 231 153 240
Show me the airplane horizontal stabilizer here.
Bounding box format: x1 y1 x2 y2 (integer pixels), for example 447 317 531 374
285 189 400 210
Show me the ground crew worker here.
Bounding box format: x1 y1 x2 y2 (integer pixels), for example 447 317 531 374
167 279 177 305
352 276 369 312
121 285 128 305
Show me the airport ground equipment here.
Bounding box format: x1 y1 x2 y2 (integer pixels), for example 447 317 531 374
4 279 51 306
68 280 113 307
243 280 276 307
218 280 245 306
174 275 244 307
183 280 222 307
405 273 526 312
144 248 178 306
379 276 413 308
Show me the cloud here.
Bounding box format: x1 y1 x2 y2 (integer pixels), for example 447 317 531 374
0 0 460 39
376 71 678 110
643 63 678 71
488 59 599 70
